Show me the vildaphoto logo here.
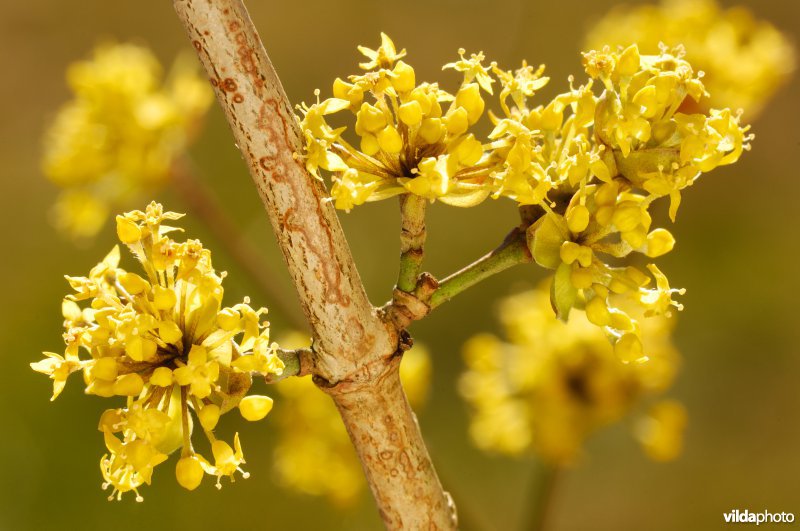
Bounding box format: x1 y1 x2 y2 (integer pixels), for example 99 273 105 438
724 509 795 525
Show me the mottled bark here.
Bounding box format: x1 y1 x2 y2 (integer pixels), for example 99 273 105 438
172 1 456 528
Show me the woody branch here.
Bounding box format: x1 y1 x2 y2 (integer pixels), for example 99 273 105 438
172 0 456 528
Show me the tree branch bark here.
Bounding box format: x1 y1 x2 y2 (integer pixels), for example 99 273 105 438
172 1 455 528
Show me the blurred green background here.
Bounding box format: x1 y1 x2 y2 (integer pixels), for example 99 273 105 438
1 1 797 530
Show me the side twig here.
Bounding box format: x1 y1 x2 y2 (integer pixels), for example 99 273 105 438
430 227 532 309
396 194 427 293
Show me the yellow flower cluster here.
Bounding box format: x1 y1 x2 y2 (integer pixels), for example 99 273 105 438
585 0 795 118
459 285 686 464
272 333 431 506
298 33 497 210
299 34 749 212
302 34 750 364
43 43 213 239
527 44 750 364
31 202 284 501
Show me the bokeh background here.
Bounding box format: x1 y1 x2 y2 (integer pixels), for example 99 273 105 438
1 0 797 530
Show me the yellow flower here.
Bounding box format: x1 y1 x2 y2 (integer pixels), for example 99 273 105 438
303 36 749 374
272 332 431 506
459 284 683 464
297 34 496 209
32 202 284 500
635 400 688 461
584 0 795 118
30 351 82 400
43 43 213 239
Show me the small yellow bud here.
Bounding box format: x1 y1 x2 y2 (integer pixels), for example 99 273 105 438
426 96 443 118
113 373 144 396
612 204 642 232
622 226 647 249
645 228 676 257
91 357 118 382
217 308 240 331
153 285 177 311
198 404 221 431
355 103 386 133
445 107 469 136
116 216 141 244
332 78 362 106
239 395 274 421
158 321 183 344
377 125 403 153
585 296 611 326
595 181 618 206
608 278 631 294
391 60 416 93
609 310 634 331
332 77 352 99
149 367 173 387
453 135 483 166
418 118 444 144
559 241 581 265
615 333 644 363
632 85 658 117
360 132 380 156
592 283 610 298
409 87 433 115
398 100 423 126
540 103 563 130
62 299 82 321
576 246 593 268
455 83 484 124
119 272 149 295
127 336 157 362
616 44 640 77
566 204 590 233
88 380 115 398
176 455 204 491
590 159 611 182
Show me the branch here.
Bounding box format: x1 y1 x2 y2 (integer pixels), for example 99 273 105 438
172 0 390 381
173 1 455 528
395 194 427 293
523 463 560 531
171 158 306 329
429 227 531 309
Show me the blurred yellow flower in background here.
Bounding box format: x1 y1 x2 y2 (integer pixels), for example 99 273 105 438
585 0 795 118
459 284 685 465
42 43 212 239
272 332 431 506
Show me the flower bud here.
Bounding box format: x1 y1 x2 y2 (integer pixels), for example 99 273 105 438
645 228 676 257
398 100 423 126
176 455 204 491
198 404 221 431
113 373 144 396
391 60 416 93
116 216 141 244
239 395 274 421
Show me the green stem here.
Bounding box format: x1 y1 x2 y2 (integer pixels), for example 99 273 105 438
396 194 428 293
523 462 559 531
429 227 531 310
262 347 312 383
